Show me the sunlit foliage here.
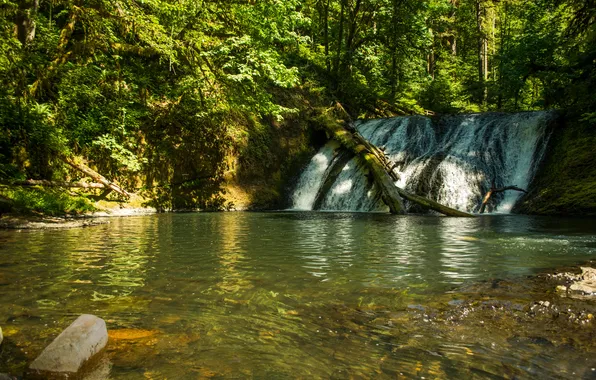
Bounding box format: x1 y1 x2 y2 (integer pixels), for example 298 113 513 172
0 0 592 210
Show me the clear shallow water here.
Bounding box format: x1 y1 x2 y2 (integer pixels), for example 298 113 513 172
0 213 595 378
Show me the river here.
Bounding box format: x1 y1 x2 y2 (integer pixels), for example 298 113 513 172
0 213 595 378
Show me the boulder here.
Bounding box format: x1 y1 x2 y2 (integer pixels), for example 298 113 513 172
25 314 108 380
0 326 3 345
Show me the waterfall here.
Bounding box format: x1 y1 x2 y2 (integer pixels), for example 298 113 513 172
291 141 340 210
291 111 554 214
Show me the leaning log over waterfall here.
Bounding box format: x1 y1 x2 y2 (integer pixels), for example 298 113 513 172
319 109 474 217
332 103 401 182
61 157 131 198
352 133 400 182
479 185 528 214
323 120 406 214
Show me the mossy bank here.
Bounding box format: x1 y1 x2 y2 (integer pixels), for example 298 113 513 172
515 116 596 216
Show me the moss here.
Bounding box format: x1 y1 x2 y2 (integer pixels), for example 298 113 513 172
0 187 96 216
515 116 596 216
224 87 329 210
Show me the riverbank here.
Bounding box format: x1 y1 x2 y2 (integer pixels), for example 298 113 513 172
0 215 109 230
0 208 157 230
0 185 158 229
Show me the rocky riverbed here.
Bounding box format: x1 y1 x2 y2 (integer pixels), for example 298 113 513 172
1 262 595 378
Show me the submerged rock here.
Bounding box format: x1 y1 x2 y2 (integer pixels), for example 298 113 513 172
569 282 596 295
25 314 108 380
553 266 596 297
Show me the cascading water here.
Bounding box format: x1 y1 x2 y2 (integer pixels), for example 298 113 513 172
291 141 341 210
291 111 555 214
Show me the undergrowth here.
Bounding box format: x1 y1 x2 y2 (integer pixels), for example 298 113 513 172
0 187 96 216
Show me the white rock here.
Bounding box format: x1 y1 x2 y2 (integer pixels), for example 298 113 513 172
26 314 108 379
570 281 596 295
581 267 596 281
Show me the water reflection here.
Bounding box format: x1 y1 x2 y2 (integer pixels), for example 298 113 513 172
215 213 252 295
438 217 481 284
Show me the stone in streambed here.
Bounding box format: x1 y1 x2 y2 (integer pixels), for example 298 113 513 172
570 282 596 295
569 267 596 296
25 314 108 379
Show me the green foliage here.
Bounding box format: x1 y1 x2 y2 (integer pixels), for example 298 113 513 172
1 187 96 216
0 0 592 212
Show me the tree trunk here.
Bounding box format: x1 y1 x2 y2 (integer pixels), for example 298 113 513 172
61 157 131 198
15 0 38 46
428 44 436 79
321 113 405 214
333 0 346 87
395 188 474 217
479 185 528 213
323 0 331 73
476 0 488 104
390 53 398 99
497 1 509 110
340 0 362 79
450 0 458 57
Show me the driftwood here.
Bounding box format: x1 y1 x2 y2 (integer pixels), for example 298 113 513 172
321 111 474 217
479 185 528 214
10 180 106 189
61 157 131 198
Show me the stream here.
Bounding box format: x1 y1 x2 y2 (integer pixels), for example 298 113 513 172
0 213 595 378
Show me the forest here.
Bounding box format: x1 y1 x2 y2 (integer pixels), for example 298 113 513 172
0 0 594 213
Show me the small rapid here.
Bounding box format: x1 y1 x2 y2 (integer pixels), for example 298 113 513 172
292 111 555 213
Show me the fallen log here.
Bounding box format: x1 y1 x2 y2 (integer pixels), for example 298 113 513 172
479 185 528 214
395 188 474 217
9 180 106 189
352 133 400 182
61 157 131 198
324 120 406 214
320 107 474 217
